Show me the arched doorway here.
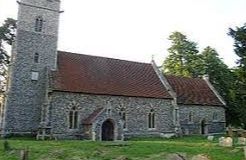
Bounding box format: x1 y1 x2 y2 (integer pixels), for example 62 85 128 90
101 119 114 141
201 119 207 135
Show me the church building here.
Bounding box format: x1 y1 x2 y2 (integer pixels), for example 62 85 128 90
0 0 226 140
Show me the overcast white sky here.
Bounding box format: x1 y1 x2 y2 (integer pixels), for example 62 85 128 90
0 0 246 67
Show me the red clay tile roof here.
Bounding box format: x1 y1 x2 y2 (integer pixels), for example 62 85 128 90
165 75 224 106
82 107 104 125
52 51 172 99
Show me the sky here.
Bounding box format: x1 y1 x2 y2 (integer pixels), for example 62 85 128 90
0 0 246 67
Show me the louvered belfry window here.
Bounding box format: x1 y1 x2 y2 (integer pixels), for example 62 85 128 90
35 16 43 32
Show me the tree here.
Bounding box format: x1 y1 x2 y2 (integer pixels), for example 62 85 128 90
0 18 17 93
228 24 246 128
201 46 233 95
162 31 243 127
163 32 203 78
228 24 246 96
228 24 246 69
201 46 240 126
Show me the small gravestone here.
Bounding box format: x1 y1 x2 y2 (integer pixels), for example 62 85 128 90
191 154 210 160
228 127 233 137
219 137 233 147
218 137 225 146
238 137 246 145
207 136 214 141
224 137 233 147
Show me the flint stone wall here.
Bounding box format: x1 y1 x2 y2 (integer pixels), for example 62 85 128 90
179 105 226 134
49 91 175 139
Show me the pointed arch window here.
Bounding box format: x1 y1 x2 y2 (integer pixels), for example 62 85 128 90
119 108 126 129
148 109 155 129
34 53 39 63
69 106 78 129
188 111 194 123
213 112 218 121
35 16 44 32
175 108 178 123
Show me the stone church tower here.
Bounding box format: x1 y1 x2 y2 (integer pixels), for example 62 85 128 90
2 0 61 135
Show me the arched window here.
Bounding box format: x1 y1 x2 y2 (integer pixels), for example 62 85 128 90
119 108 126 129
175 108 178 123
69 106 78 129
34 53 39 63
35 16 43 32
148 109 155 129
213 112 218 121
188 111 194 123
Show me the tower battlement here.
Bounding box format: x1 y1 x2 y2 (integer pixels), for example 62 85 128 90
19 0 61 11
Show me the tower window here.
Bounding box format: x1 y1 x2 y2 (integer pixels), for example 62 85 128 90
119 108 126 129
34 53 39 63
35 16 44 32
69 106 78 129
148 109 155 129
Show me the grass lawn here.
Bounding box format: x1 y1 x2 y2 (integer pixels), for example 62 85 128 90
0 136 244 160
